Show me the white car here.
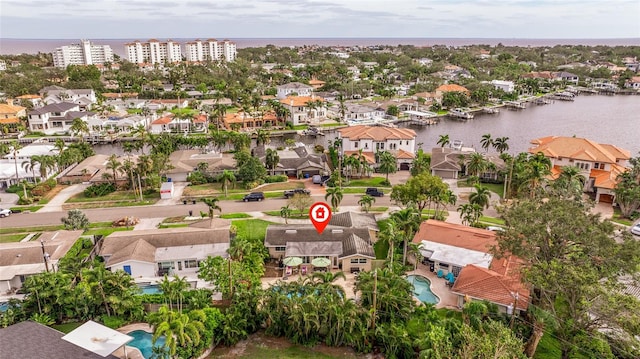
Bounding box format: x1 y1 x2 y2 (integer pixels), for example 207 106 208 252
486 226 505 232
631 223 640 236
0 208 11 218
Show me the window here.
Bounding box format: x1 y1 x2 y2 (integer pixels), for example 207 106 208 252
439 263 449 269
359 258 367 263
275 246 286 252
350 259 359 264
184 260 198 268
354 142 359 148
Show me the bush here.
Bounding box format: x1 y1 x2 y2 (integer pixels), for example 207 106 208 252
100 315 126 329
84 183 116 198
187 171 213 185
31 179 56 197
264 175 287 183
314 144 325 153
17 197 33 205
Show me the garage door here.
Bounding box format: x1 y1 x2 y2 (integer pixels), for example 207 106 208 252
599 194 614 203
400 163 410 171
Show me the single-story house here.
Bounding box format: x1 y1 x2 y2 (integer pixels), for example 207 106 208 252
256 145 328 178
99 218 231 278
264 212 379 273
56 154 110 184
0 230 84 293
166 150 236 182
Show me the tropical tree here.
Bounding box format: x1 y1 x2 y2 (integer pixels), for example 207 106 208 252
377 151 397 184
466 152 488 179
70 117 89 141
105 154 122 186
288 193 312 217
480 134 493 152
21 156 39 183
265 148 280 175
9 140 22 184
148 306 206 357
254 129 271 147
61 209 90 230
217 170 236 197
457 203 483 226
614 153 640 218
202 197 221 217
324 186 343 212
391 172 450 213
552 165 585 199
389 207 421 265
469 184 492 209
358 194 375 213
410 149 431 176
493 136 510 154
437 134 450 148
280 205 292 224
521 152 552 198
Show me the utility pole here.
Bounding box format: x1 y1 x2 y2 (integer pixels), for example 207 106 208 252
40 239 49 273
370 269 378 331
510 291 519 329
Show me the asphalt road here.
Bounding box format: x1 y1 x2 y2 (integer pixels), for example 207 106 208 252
1 194 394 228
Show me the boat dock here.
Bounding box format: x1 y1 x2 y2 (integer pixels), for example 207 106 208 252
504 101 526 110
448 108 474 120
549 92 576 101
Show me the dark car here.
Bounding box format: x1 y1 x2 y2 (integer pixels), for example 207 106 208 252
284 188 311 198
243 192 265 202
365 187 384 197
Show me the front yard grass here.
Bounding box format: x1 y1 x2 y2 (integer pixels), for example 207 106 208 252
83 227 133 237
0 233 28 243
232 219 274 242
345 177 391 187
66 191 159 203
478 216 505 226
456 180 504 198
63 200 157 210
182 181 303 197
10 205 44 213
220 213 253 219
611 208 633 226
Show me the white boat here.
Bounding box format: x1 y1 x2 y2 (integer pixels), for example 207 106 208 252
448 108 474 120
451 140 463 150
483 107 500 114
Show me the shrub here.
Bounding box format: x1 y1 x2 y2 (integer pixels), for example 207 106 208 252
17 197 33 205
187 171 212 185
314 144 325 153
100 315 126 329
84 183 116 197
264 175 287 183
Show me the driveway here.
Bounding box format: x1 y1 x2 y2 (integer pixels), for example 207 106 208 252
38 183 89 213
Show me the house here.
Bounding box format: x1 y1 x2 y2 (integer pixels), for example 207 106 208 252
528 136 631 203
276 82 313 99
412 220 530 314
57 154 109 184
87 115 150 134
416 58 433 66
257 145 328 178
1 143 59 187
39 85 97 109
338 125 417 170
435 84 470 97
146 99 189 111
279 96 327 126
16 94 43 108
490 80 515 93
0 102 26 119
308 78 326 89
166 150 236 182
0 321 122 359
343 104 386 123
625 76 640 89
555 71 579 84
99 219 231 278
0 230 83 293
150 113 208 134
27 102 94 135
264 212 378 273
430 147 505 181
222 111 280 130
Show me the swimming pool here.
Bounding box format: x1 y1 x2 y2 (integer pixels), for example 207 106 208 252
137 284 162 295
0 302 8 312
127 330 166 359
406 275 440 304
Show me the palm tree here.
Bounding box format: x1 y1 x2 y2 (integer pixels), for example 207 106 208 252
522 152 552 198
480 134 493 152
437 134 450 148
148 306 206 357
468 184 491 209
377 151 397 183
9 141 22 185
493 136 510 154
389 207 421 265
254 129 270 147
466 152 488 180
217 170 236 197
105 154 122 186
280 205 292 224
358 194 375 213
202 197 221 217
265 148 280 175
22 156 38 183
70 118 89 141
553 165 585 198
324 186 343 212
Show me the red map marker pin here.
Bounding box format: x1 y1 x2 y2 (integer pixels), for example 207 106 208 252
309 202 332 234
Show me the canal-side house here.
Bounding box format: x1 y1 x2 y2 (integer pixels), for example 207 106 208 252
1 143 60 187
0 231 83 293
279 96 327 126
166 149 236 181
0 102 26 135
528 136 631 204
430 147 504 181
412 220 530 314
338 125 417 170
27 102 95 135
99 219 231 278
256 145 328 178
150 113 208 134
222 111 280 130
343 104 386 123
39 85 97 109
264 212 378 274
57 154 110 184
276 82 314 99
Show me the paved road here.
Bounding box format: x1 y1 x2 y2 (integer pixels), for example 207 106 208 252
1 194 395 228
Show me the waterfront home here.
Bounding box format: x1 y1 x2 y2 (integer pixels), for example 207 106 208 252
150 113 208 134
256 145 328 178
0 143 59 187
166 149 235 181
276 82 314 99
338 125 417 171
16 94 43 108
490 80 515 93
87 114 150 134
0 231 83 293
99 219 230 278
39 85 97 109
279 95 327 126
27 102 94 135
435 84 470 97
0 101 26 135
529 136 631 204
264 212 378 274
430 147 471 180
146 99 189 111
57 154 110 184
343 104 386 123
222 111 280 130
555 71 579 84
626 76 640 89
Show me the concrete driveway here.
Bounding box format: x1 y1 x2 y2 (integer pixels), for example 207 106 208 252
38 183 89 213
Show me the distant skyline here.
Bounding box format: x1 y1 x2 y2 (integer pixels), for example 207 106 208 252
1 0 639 40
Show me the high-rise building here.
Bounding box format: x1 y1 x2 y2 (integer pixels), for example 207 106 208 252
52 40 114 68
124 39 182 64
184 39 237 62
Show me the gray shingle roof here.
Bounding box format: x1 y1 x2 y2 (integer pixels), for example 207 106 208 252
265 225 375 258
341 233 375 258
28 102 78 115
329 212 378 231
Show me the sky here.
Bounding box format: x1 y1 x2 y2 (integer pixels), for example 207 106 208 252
0 0 639 39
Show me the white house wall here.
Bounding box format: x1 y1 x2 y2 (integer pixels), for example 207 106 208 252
110 260 156 278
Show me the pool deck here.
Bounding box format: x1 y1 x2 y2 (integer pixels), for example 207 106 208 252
113 323 153 359
407 266 459 310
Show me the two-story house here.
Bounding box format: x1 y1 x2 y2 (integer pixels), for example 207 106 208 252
27 102 94 135
343 104 386 123
279 96 326 126
150 113 208 134
276 82 313 99
338 125 417 170
529 136 631 204
39 85 97 109
554 71 579 85
0 102 26 134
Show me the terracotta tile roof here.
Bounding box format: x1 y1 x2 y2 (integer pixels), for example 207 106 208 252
151 115 173 125
280 95 324 107
0 117 20 124
529 136 631 163
192 114 208 123
591 163 627 189
0 103 26 114
435 84 469 93
339 125 416 141
412 220 497 253
308 79 325 85
452 263 530 311
16 94 41 99
344 151 376 164
396 149 415 159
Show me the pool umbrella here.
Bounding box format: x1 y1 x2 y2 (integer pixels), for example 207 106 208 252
283 256 303 267
311 257 331 267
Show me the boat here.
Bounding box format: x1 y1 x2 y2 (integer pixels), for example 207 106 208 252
451 140 463 150
534 97 552 105
504 101 526 109
483 107 500 114
448 108 474 120
550 92 576 101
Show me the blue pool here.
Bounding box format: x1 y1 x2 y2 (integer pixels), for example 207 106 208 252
127 330 166 359
138 284 162 295
406 275 440 304
0 302 8 312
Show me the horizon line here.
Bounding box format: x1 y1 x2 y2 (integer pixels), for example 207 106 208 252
2 36 639 40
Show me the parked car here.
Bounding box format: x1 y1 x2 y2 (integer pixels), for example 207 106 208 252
631 223 640 236
312 175 323 184
0 208 11 218
365 187 384 197
284 188 311 198
243 192 265 202
486 226 505 232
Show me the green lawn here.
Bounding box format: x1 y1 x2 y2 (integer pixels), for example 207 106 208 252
368 206 389 212
183 182 303 198
10 205 44 213
478 216 505 226
0 233 27 243
345 177 391 187
159 223 190 229
534 333 562 359
52 322 84 334
0 224 64 235
611 208 633 226
67 191 159 203
232 219 274 242
83 227 133 237
456 180 504 198
341 187 391 195
263 210 309 219
221 213 253 219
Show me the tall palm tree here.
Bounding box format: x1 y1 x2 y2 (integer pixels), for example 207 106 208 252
522 152 552 198
493 136 510 154
280 205 292 224
217 170 236 197
202 197 221 217
480 134 493 152
265 148 280 176
254 129 270 147
466 152 488 179
10 141 22 185
148 306 206 357
105 154 122 186
389 207 421 265
324 187 343 212
377 151 397 183
358 194 375 213
22 156 39 183
553 165 585 198
468 184 491 209
437 134 450 148
70 118 89 142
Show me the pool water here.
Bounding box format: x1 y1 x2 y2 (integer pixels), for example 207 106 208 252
0 302 8 312
406 275 440 304
138 284 162 295
127 330 166 359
